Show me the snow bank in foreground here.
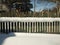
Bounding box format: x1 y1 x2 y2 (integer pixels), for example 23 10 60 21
0 33 60 45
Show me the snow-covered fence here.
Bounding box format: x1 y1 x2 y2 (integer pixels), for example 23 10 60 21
0 17 60 33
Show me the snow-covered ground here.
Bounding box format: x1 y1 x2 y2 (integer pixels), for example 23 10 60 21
0 17 60 22
0 33 60 45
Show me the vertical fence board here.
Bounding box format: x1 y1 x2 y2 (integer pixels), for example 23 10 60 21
42 22 43 32
37 22 38 32
39 22 41 32
32 22 33 32
57 21 59 32
7 22 9 33
4 22 6 33
18 22 20 32
29 22 31 33
47 22 48 33
44 22 46 32
49 22 50 33
22 22 24 32
35 22 36 32
27 22 28 33
52 22 53 33
59 21 60 33
24 22 26 31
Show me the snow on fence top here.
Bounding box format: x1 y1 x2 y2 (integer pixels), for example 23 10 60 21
0 17 60 22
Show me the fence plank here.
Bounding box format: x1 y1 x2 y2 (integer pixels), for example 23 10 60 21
27 22 28 33
29 22 31 33
24 22 26 31
35 22 36 32
39 22 41 32
32 22 33 32
19 22 20 31
37 22 38 32
52 22 53 33
49 22 50 33
47 22 48 33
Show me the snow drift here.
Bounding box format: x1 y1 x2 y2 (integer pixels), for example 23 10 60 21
0 17 60 22
0 33 60 45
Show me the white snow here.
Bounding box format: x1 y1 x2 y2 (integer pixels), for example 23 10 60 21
0 33 60 45
0 17 60 22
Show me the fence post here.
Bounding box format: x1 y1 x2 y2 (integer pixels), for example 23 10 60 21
42 22 44 32
7 22 9 33
49 22 50 33
35 22 36 32
22 22 24 31
24 22 26 32
19 22 21 32
59 22 60 33
57 21 59 32
44 22 46 32
5 22 6 33
32 22 33 33
39 22 41 32
52 22 53 33
36 22 38 32
47 22 48 33
27 22 28 33
29 22 31 33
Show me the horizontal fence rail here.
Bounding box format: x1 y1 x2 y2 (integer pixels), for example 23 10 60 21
0 17 60 33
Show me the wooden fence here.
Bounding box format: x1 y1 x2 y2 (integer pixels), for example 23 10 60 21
0 17 60 33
